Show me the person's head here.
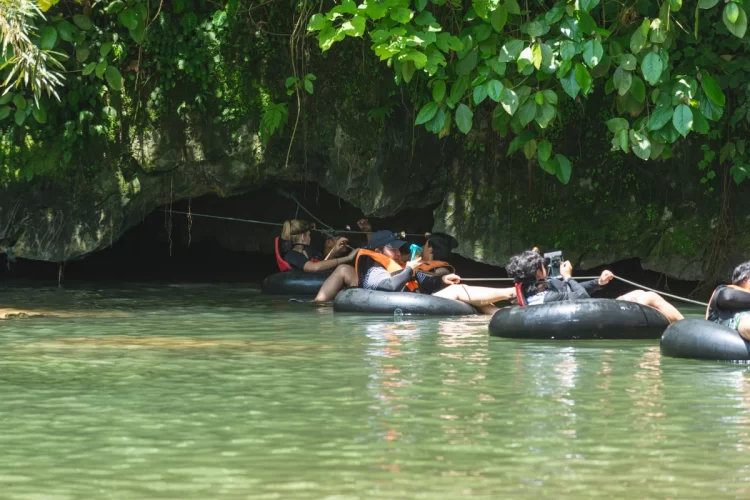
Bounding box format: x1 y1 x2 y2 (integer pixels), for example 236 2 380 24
424 232 458 262
506 250 546 281
323 232 339 254
732 261 750 289
368 230 408 261
281 219 313 245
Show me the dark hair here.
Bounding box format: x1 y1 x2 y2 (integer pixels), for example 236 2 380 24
732 261 750 285
506 250 545 281
427 233 458 261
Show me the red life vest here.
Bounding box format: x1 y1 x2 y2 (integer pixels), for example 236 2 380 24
274 237 292 272
514 282 527 307
355 249 419 292
415 261 454 273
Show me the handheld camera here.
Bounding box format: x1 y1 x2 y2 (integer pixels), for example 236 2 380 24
544 250 563 278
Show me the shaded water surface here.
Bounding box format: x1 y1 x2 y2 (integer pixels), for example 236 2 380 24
0 285 745 498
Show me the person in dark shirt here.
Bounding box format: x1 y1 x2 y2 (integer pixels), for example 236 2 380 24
707 261 750 339
281 219 358 272
506 250 683 323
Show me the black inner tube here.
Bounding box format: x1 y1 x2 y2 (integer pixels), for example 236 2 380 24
334 288 478 316
661 318 750 361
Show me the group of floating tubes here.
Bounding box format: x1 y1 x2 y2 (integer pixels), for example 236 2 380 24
261 270 750 362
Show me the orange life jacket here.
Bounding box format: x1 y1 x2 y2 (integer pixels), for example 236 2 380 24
706 284 748 319
415 261 454 273
355 249 418 292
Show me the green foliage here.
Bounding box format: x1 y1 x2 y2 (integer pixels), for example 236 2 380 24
307 0 750 184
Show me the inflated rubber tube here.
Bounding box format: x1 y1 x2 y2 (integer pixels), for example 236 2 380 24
489 299 669 340
261 271 330 295
660 319 750 361
334 288 478 316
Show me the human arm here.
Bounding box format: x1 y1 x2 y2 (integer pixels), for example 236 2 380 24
540 278 591 302
715 287 750 311
302 248 359 272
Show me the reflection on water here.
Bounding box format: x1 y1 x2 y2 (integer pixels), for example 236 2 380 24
0 285 747 497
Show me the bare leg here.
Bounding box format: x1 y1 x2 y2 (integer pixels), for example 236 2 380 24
738 316 750 341
432 284 515 314
313 265 358 302
617 290 684 324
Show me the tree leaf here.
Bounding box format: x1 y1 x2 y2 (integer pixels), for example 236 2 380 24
577 10 597 35
32 106 47 124
304 79 314 94
0 106 10 121
432 80 446 102
130 22 146 44
630 76 646 103
649 105 673 131
106 0 126 14
700 91 724 121
532 43 542 70
620 54 637 71
560 40 579 61
456 104 473 134
692 107 709 134
389 7 413 23
498 40 524 62
517 100 537 127
57 21 75 42
73 14 93 31
615 128 629 152
542 90 558 105
574 63 592 95
82 62 97 76
507 131 535 156
614 66 632 96
555 154 572 184
95 61 108 79
583 39 603 68
13 94 26 110
76 44 90 63
606 117 629 133
40 27 58 50
629 129 651 160
538 140 552 162
456 49 478 75
119 8 139 30
500 88 519 115
416 102 439 125
669 0 682 12
14 108 26 126
535 103 556 128
523 139 537 160
415 0 428 11
486 80 503 102
505 0 521 15
641 52 663 85
105 66 123 90
723 4 747 38
449 76 470 104
308 13 328 30
491 5 508 32
698 0 719 8
672 103 693 137
401 61 415 83
726 2 740 24
700 72 725 107
630 28 647 54
517 46 534 72
560 69 581 99
473 84 488 105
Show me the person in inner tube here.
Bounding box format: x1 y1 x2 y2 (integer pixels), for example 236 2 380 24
358 230 516 315
281 219 359 273
506 249 683 323
707 261 750 339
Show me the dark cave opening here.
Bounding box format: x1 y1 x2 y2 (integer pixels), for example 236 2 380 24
0 181 700 300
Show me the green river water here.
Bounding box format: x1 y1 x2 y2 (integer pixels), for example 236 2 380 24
0 284 747 499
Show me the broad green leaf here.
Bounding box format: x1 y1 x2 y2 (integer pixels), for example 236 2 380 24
698 0 719 8
119 8 139 30
57 21 75 42
641 52 663 85
630 28 646 54
540 158 557 174
414 10 437 25
574 63 592 95
649 18 666 43
699 91 723 121
543 90 558 105
76 44 90 63
672 103 693 137
95 60 108 79
73 14 93 31
620 54 637 71
427 108 446 133
416 102 439 125
535 92 544 105
555 154 572 184
0 94 14 106
615 128 629 152
691 107 709 134
486 80 503 102
517 100 537 127
545 2 566 24
390 7 413 23
105 66 123 91
578 0 600 12
630 76 646 103
473 84 488 105
726 2 740 24
0 106 10 120
500 88 519 115
82 62 96 76
629 130 651 160
456 49 479 75
669 0 682 12
507 131 535 155
341 15 366 36
498 40 524 62
723 4 747 38
491 5 508 32
700 72 725 107
577 11 597 35
433 80 446 102
517 46 534 72
40 27 57 50
560 17 582 40
456 104 473 134
13 94 26 110
401 61 415 82
106 0 126 14
583 39 603 68
308 13 328 30
614 66 632 96
538 140 552 162
505 0 521 15
14 108 26 126
606 117 629 133
304 79 314 94
560 41 579 61
449 76 470 104
523 139 537 160
535 103 556 128
560 69 581 98
415 0 428 10
532 43 542 70
32 106 47 124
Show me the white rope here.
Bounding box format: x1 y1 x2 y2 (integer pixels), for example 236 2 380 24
459 276 600 282
613 275 708 307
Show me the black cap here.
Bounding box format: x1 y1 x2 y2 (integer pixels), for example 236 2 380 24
367 230 408 250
